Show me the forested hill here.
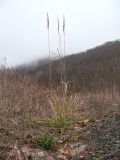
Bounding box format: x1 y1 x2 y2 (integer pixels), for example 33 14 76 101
18 40 120 91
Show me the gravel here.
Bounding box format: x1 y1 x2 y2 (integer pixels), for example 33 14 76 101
70 114 120 160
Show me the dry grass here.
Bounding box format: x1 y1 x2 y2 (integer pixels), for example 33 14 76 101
0 69 76 127
0 68 120 159
74 91 120 119
0 69 119 127
0 69 50 119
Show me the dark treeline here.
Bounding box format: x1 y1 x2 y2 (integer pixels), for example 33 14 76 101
15 40 120 92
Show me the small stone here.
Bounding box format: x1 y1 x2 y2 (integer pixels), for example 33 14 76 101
57 154 67 160
37 151 45 157
115 140 120 144
70 144 86 157
21 146 30 156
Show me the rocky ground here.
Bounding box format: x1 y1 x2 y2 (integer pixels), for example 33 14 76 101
68 114 120 160
0 114 119 160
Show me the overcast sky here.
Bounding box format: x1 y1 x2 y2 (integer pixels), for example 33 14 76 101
0 0 120 67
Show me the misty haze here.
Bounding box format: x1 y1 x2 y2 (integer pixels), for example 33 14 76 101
0 0 120 66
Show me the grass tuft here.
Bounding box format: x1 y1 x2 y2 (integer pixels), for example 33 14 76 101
36 134 54 150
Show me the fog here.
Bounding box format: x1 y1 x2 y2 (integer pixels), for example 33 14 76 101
0 0 120 67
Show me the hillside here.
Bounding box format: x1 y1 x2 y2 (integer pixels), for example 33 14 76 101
23 40 120 92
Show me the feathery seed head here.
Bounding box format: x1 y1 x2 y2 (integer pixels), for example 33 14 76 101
63 15 65 33
47 13 49 30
